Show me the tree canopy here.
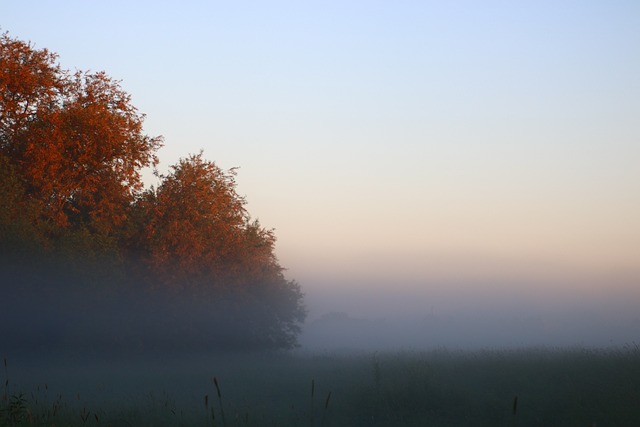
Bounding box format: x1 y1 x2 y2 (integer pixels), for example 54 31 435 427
0 32 305 352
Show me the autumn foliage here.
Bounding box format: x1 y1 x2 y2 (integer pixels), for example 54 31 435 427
0 33 305 351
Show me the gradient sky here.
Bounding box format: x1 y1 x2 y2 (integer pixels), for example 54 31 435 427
3 1 639 316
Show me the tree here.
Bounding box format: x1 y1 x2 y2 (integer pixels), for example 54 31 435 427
0 32 163 235
0 33 66 149
1 32 305 351
133 153 246 290
131 153 306 348
0 150 43 263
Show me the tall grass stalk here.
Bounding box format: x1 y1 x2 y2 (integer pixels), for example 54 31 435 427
205 394 213 427
321 391 331 427
213 376 226 427
2 358 7 404
309 378 315 427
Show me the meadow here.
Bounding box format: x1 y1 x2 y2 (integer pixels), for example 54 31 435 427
2 346 639 426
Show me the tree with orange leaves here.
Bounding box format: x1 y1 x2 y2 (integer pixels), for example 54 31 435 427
131 153 305 348
133 153 247 291
0 32 162 236
1 32 305 350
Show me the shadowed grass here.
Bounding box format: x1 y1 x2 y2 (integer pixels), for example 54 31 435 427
1 346 639 426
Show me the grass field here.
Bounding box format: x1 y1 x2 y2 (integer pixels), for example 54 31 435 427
2 346 639 426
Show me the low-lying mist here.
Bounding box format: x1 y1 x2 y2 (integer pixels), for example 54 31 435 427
3 264 639 426
299 275 640 352
1 265 298 361
3 263 639 358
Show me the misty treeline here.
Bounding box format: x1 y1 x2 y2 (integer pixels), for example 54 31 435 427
0 32 305 353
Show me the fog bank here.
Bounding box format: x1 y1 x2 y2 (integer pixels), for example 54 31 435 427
299 276 640 352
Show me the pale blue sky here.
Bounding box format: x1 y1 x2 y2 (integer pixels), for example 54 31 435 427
3 1 639 314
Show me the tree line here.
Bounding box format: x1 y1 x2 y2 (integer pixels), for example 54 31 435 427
0 32 305 352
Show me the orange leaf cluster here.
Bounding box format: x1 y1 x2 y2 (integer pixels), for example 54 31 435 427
1 33 162 233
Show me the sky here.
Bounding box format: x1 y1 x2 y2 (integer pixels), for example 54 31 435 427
2 1 639 319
